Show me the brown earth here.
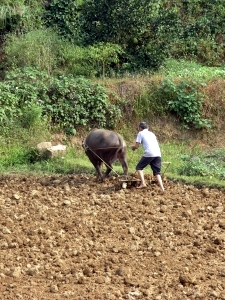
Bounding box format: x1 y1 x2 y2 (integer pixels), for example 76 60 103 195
1 173 225 300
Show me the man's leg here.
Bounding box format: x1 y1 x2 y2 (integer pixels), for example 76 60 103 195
137 170 147 188
155 174 164 192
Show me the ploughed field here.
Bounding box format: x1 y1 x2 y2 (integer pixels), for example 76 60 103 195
0 174 225 300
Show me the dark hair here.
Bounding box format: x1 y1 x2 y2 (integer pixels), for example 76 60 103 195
139 122 148 129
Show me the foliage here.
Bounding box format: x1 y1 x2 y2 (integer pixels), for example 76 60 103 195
87 43 124 78
0 0 26 31
60 42 124 78
4 29 64 74
0 144 33 168
159 78 211 129
44 76 121 132
158 59 225 80
44 0 83 43
178 149 225 180
1 0 225 74
0 0 45 34
80 0 225 71
135 83 169 119
0 81 21 124
4 31 124 77
134 68 214 128
1 68 121 132
164 0 225 65
81 0 154 45
81 0 168 71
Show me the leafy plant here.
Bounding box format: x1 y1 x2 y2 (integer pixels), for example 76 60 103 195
159 78 211 129
0 0 26 30
87 42 123 78
44 0 83 43
44 76 121 131
158 59 225 80
178 149 225 180
1 68 121 132
60 42 123 78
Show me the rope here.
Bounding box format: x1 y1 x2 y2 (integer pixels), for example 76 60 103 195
83 142 120 177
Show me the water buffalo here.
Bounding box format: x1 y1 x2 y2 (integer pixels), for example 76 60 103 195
83 129 128 180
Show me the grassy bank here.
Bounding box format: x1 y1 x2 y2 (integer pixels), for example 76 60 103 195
0 59 225 189
1 138 225 190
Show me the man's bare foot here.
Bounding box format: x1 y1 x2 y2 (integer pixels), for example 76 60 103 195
137 185 147 189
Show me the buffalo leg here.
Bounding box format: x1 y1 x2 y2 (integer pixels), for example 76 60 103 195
117 151 128 176
86 152 103 180
104 162 113 178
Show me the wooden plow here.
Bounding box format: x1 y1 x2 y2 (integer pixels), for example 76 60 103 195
118 161 171 189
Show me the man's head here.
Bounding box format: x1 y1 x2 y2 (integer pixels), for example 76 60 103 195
139 122 148 130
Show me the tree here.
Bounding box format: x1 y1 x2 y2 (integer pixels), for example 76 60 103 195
44 0 83 43
81 0 168 70
81 0 160 45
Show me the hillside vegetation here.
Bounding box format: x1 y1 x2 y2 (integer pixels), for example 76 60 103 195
0 1 224 187
0 60 225 189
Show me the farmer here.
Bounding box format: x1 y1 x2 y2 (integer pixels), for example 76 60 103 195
131 122 164 192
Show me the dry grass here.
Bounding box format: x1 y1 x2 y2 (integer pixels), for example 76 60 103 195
97 76 225 148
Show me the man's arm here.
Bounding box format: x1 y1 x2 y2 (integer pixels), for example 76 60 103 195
131 142 140 151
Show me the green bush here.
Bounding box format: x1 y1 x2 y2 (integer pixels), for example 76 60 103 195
0 82 21 124
158 59 225 80
0 1 26 30
60 42 123 78
44 76 121 131
135 75 212 128
1 68 121 131
160 78 211 129
44 0 83 43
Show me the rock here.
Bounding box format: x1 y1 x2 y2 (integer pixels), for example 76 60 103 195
83 267 92 277
95 276 105 284
2 227 11 234
154 251 161 257
63 200 71 206
36 142 67 159
179 273 196 285
26 266 39 276
13 194 20 200
8 267 22 278
50 285 58 293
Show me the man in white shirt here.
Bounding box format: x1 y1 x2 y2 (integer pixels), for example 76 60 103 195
131 122 164 192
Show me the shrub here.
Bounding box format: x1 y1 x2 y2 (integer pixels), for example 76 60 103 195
135 83 169 119
44 76 121 131
60 42 123 78
2 68 120 131
159 78 211 129
0 82 21 124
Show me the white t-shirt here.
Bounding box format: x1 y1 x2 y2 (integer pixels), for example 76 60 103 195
136 129 161 157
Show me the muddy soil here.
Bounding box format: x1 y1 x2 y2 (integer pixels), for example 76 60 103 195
0 174 225 300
